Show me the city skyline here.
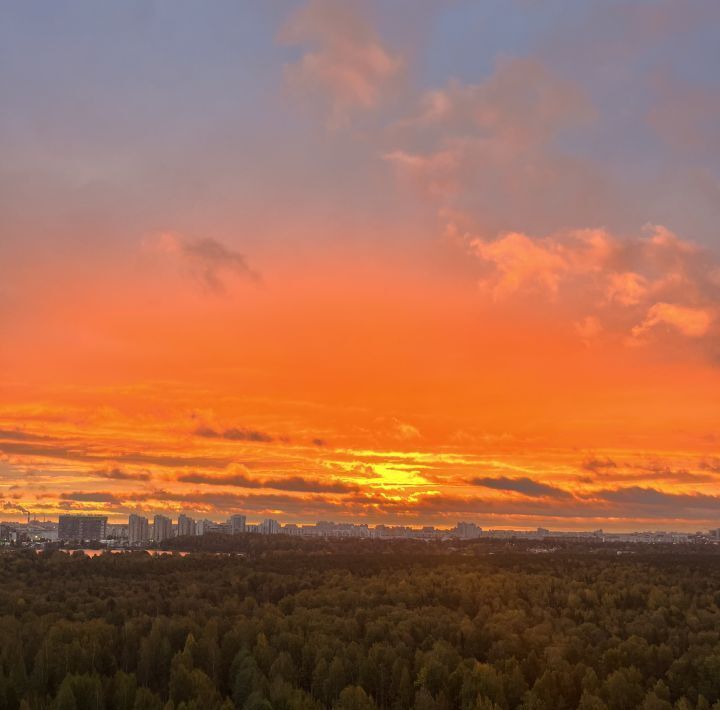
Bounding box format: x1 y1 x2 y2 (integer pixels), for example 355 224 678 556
2 1 720 532
5 511 720 542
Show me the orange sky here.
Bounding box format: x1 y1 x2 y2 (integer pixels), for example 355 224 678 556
2 1 720 531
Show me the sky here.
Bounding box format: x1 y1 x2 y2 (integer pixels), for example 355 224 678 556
2 0 720 532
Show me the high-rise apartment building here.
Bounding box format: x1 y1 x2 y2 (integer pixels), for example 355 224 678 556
58 515 107 542
177 514 196 537
153 514 173 542
128 514 149 546
260 518 280 535
453 521 483 539
229 514 247 534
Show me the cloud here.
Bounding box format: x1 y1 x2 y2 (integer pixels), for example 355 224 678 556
582 457 618 474
605 272 648 306
280 0 401 125
461 226 619 301
108 488 355 519
194 426 274 443
587 460 717 485
574 316 603 344
60 491 122 504
631 302 713 340
376 43 720 349
176 471 357 494
459 223 720 348
403 59 592 145
0 440 233 469
700 458 720 474
0 429 53 442
93 467 151 482
375 417 421 441
470 231 572 299
470 476 571 499
384 57 600 235
154 232 259 293
592 486 720 515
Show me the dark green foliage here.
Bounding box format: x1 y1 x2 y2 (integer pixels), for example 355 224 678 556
3 542 720 708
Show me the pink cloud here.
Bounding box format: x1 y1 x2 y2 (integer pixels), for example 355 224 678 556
409 58 593 145
462 223 719 347
280 0 401 125
382 57 603 235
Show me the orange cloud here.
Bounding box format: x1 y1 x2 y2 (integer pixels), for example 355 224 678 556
470 231 570 298
632 302 714 339
605 272 648 306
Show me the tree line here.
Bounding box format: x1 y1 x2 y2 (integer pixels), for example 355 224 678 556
2 539 720 709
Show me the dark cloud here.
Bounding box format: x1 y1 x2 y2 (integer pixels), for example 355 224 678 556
312 438 327 447
700 458 720 474
195 426 274 443
177 471 357 494
118 452 233 468
582 457 617 473
160 234 260 293
115 488 349 518
583 459 717 484
0 429 53 442
60 491 121 504
0 441 86 460
224 427 274 443
638 461 717 484
591 486 720 516
93 467 152 481
470 476 572 499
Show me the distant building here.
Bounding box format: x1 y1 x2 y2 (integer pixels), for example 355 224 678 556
106 524 127 542
0 523 15 541
58 515 107 542
128 514 149 546
229 514 246 534
453 522 483 539
177 514 196 537
195 519 211 536
195 518 228 535
153 515 173 543
260 518 281 535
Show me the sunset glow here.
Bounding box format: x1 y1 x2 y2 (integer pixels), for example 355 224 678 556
3 1 720 531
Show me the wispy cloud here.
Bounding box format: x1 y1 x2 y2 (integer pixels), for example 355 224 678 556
154 233 259 293
280 0 401 125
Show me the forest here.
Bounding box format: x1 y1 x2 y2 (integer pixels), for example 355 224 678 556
2 539 720 710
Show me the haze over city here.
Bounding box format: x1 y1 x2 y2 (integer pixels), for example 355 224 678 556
3 1 720 533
